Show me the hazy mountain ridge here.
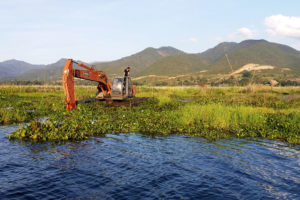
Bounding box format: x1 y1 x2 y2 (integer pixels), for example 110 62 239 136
15 59 68 81
6 46 183 81
1 40 300 82
0 59 44 80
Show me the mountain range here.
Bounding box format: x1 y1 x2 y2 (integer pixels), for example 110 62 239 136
0 59 44 80
1 39 300 83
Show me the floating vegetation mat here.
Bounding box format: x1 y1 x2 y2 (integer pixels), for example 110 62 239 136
1 85 300 144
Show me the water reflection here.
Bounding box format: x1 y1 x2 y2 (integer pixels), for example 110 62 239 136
0 125 299 199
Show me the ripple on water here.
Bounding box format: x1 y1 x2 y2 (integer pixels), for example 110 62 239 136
0 126 299 199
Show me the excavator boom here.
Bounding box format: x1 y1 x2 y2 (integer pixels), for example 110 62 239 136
62 59 111 110
62 59 76 110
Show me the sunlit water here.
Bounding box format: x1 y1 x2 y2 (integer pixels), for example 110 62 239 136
0 125 299 199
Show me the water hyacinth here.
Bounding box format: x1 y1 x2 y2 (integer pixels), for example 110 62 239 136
1 85 299 144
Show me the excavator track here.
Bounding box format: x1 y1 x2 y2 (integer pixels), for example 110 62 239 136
76 97 150 107
106 97 150 107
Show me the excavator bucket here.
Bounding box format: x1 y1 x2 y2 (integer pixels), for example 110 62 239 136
62 59 76 110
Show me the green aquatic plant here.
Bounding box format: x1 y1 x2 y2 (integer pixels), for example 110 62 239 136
2 85 300 144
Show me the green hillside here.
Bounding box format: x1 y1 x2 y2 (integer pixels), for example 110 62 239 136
138 54 209 76
200 42 238 64
138 40 300 77
207 40 300 74
93 46 184 76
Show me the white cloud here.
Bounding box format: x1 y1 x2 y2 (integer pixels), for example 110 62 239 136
229 27 256 40
237 28 255 38
187 37 198 43
265 14 300 39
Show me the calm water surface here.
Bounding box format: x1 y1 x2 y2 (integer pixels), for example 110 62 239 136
0 125 299 199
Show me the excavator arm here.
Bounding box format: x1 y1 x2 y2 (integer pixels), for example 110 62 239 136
62 59 111 110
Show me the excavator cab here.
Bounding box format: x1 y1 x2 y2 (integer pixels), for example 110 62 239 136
110 77 136 100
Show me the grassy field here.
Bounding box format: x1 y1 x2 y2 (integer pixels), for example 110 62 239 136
1 85 299 144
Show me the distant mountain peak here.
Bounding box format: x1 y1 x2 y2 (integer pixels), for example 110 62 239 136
143 47 156 51
4 58 18 62
2 59 27 64
158 46 179 50
216 41 237 46
239 39 269 46
54 58 68 64
241 39 268 43
0 59 45 80
57 58 68 62
156 46 184 57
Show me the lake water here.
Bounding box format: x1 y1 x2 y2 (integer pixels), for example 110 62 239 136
0 125 299 199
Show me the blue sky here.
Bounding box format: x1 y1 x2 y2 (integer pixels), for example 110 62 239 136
1 0 300 64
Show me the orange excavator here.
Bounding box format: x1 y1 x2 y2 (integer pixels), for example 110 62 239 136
62 59 143 110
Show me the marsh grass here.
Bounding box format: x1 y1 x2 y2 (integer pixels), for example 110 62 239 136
2 85 299 144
